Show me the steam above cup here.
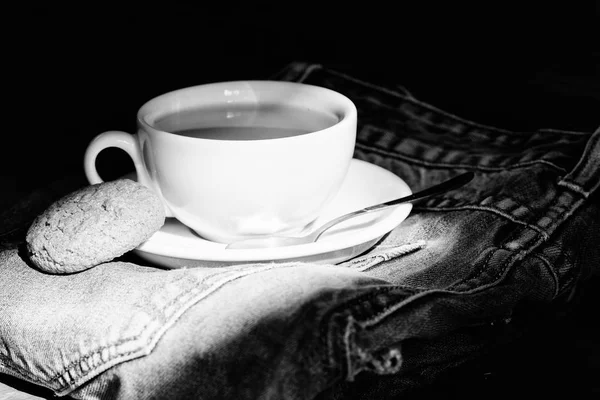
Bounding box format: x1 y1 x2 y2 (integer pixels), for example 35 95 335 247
84 81 357 243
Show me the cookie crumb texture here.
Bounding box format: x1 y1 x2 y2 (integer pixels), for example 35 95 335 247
26 179 165 274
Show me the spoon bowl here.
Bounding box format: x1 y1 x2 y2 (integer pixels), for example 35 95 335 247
226 171 474 250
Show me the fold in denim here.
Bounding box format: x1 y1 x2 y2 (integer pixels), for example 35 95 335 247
1 62 598 400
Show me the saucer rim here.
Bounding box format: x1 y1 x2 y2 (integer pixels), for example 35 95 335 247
134 159 412 263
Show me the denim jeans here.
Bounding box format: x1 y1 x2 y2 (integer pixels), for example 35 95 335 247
1 62 598 400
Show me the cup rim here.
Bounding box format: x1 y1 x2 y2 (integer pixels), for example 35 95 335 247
136 80 357 142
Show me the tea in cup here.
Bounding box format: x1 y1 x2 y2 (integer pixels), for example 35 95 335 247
84 81 357 243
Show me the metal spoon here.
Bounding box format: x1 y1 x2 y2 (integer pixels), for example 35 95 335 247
226 171 474 249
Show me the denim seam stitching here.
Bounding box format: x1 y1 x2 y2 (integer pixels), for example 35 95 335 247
327 232 542 329
491 195 536 217
46 273 201 386
49 264 288 393
449 223 539 290
343 316 356 381
321 288 412 383
319 287 419 350
543 197 586 242
329 241 529 380
420 195 536 217
358 99 588 152
303 66 417 105
362 122 492 148
530 253 560 299
318 66 591 137
319 286 420 347
322 310 356 384
501 223 534 250
359 244 538 329
365 105 499 142
355 142 568 173
357 190 591 328
360 123 585 164
323 315 337 376
413 205 550 239
559 127 600 191
448 247 501 290
557 180 591 198
397 107 590 144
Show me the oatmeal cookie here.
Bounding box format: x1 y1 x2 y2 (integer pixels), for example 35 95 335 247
26 179 165 274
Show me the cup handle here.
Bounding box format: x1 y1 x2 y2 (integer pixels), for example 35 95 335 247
83 130 173 217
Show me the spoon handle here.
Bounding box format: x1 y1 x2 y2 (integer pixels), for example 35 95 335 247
312 171 474 241
363 171 474 212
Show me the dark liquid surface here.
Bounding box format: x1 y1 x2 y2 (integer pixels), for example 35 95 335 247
174 126 310 140
154 103 338 141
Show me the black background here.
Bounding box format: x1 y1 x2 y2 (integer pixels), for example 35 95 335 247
6 4 599 189
3 3 600 399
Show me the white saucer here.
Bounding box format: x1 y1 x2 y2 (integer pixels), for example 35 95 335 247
133 159 412 268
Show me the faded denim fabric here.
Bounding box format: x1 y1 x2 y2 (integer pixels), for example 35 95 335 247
1 62 598 400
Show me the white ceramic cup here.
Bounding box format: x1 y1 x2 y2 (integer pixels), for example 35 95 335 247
84 81 357 243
